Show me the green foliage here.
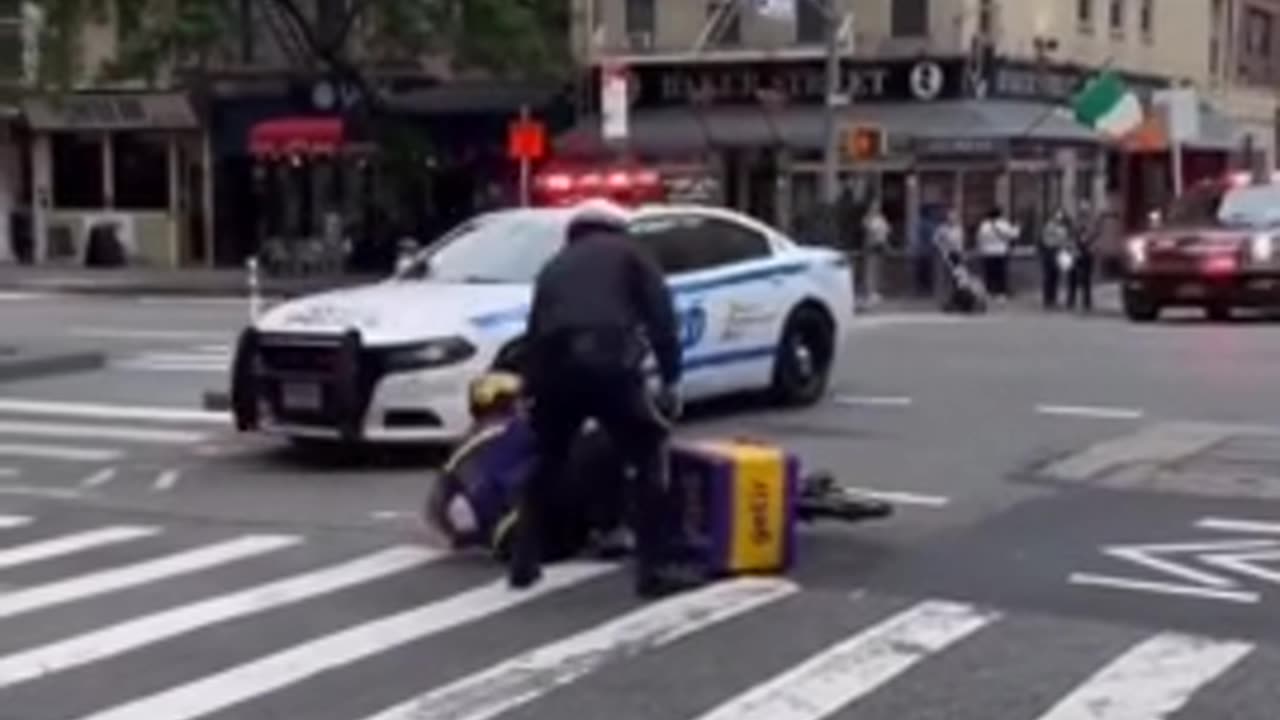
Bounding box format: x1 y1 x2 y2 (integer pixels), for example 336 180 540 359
27 0 570 91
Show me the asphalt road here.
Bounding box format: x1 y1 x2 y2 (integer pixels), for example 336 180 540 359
0 291 1279 718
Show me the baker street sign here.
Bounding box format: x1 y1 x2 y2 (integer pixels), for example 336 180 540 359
617 58 969 107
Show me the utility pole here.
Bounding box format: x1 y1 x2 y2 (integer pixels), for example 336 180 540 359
820 0 843 207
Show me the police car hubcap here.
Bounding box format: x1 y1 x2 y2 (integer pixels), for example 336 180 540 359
791 339 815 379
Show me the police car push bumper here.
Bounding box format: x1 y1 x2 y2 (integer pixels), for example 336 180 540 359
232 327 489 443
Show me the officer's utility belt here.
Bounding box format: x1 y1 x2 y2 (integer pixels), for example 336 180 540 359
543 327 647 374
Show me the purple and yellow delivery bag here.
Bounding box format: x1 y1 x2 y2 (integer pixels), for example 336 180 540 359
670 438 800 576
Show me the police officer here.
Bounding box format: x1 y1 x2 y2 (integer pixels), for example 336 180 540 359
509 199 695 599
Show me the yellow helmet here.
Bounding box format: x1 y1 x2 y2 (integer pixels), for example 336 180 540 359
467 371 523 418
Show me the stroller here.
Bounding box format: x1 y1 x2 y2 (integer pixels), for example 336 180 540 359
933 232 988 314
422 372 894 565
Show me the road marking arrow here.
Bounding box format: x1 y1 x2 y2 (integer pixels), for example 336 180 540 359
1103 539 1280 589
1202 548 1280 586
1070 537 1280 603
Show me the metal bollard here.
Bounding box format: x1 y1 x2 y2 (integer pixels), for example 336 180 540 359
246 255 261 322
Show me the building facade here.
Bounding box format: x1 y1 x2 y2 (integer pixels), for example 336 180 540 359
1 1 209 269
564 0 1271 244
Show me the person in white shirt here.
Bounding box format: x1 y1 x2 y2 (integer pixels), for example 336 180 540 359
1040 209 1072 309
862 203 891 306
976 207 1019 300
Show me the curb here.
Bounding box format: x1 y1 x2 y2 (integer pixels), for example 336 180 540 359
0 350 106 383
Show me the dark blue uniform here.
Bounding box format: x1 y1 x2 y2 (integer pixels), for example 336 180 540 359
510 207 693 598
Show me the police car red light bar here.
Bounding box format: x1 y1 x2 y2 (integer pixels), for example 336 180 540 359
531 164 667 207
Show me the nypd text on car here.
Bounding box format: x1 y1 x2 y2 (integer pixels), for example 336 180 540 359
229 202 855 444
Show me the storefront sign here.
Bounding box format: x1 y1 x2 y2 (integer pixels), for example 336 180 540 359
21 93 198 131
614 58 972 108
992 63 1167 103
596 57 1168 110
914 137 1006 156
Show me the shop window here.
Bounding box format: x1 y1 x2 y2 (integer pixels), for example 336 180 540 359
112 132 170 210
51 133 104 209
892 0 929 37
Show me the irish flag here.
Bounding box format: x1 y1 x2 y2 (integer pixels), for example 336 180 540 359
1072 70 1144 137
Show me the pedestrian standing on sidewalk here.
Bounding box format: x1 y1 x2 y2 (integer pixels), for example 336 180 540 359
1067 201 1099 313
1040 209 1072 309
931 207 966 306
976 207 1019 301
862 201 890 307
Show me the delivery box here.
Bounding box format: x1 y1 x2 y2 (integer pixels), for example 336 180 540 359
670 438 800 576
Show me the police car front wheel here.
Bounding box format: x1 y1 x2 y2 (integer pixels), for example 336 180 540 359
771 305 834 406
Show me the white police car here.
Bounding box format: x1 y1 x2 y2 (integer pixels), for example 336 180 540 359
230 202 854 445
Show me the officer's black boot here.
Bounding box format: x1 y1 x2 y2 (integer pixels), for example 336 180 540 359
635 560 706 599
507 506 544 590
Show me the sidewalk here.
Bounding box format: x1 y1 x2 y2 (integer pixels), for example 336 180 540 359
0 265 380 298
857 283 1121 316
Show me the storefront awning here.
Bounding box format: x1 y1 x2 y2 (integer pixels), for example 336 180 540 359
555 100 1100 156
249 116 345 156
21 93 198 131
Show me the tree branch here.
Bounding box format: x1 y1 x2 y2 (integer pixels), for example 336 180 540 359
269 0 383 114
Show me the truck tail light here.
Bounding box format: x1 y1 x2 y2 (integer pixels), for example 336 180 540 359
1203 255 1238 275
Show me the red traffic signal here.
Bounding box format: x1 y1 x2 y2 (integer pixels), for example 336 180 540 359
844 125 884 160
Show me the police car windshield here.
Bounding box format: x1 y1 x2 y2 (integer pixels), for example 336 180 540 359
399 212 565 283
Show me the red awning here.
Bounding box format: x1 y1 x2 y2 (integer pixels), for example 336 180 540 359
249 117 345 157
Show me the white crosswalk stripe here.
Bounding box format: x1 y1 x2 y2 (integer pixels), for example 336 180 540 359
689 600 1000 720
0 514 1272 720
0 398 227 473
0 514 31 528
77 562 613 720
112 346 231 374
0 420 207 445
0 534 298 620
0 546 443 689
1034 632 1254 719
0 526 159 570
362 576 799 720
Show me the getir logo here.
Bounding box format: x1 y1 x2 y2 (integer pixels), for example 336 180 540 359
748 477 773 546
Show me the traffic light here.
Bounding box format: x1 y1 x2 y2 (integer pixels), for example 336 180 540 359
844 125 884 161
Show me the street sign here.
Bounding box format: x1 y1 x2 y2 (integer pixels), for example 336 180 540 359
506 117 546 161
1069 516 1280 604
601 63 629 142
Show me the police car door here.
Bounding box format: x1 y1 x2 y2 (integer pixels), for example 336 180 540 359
630 213 780 397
